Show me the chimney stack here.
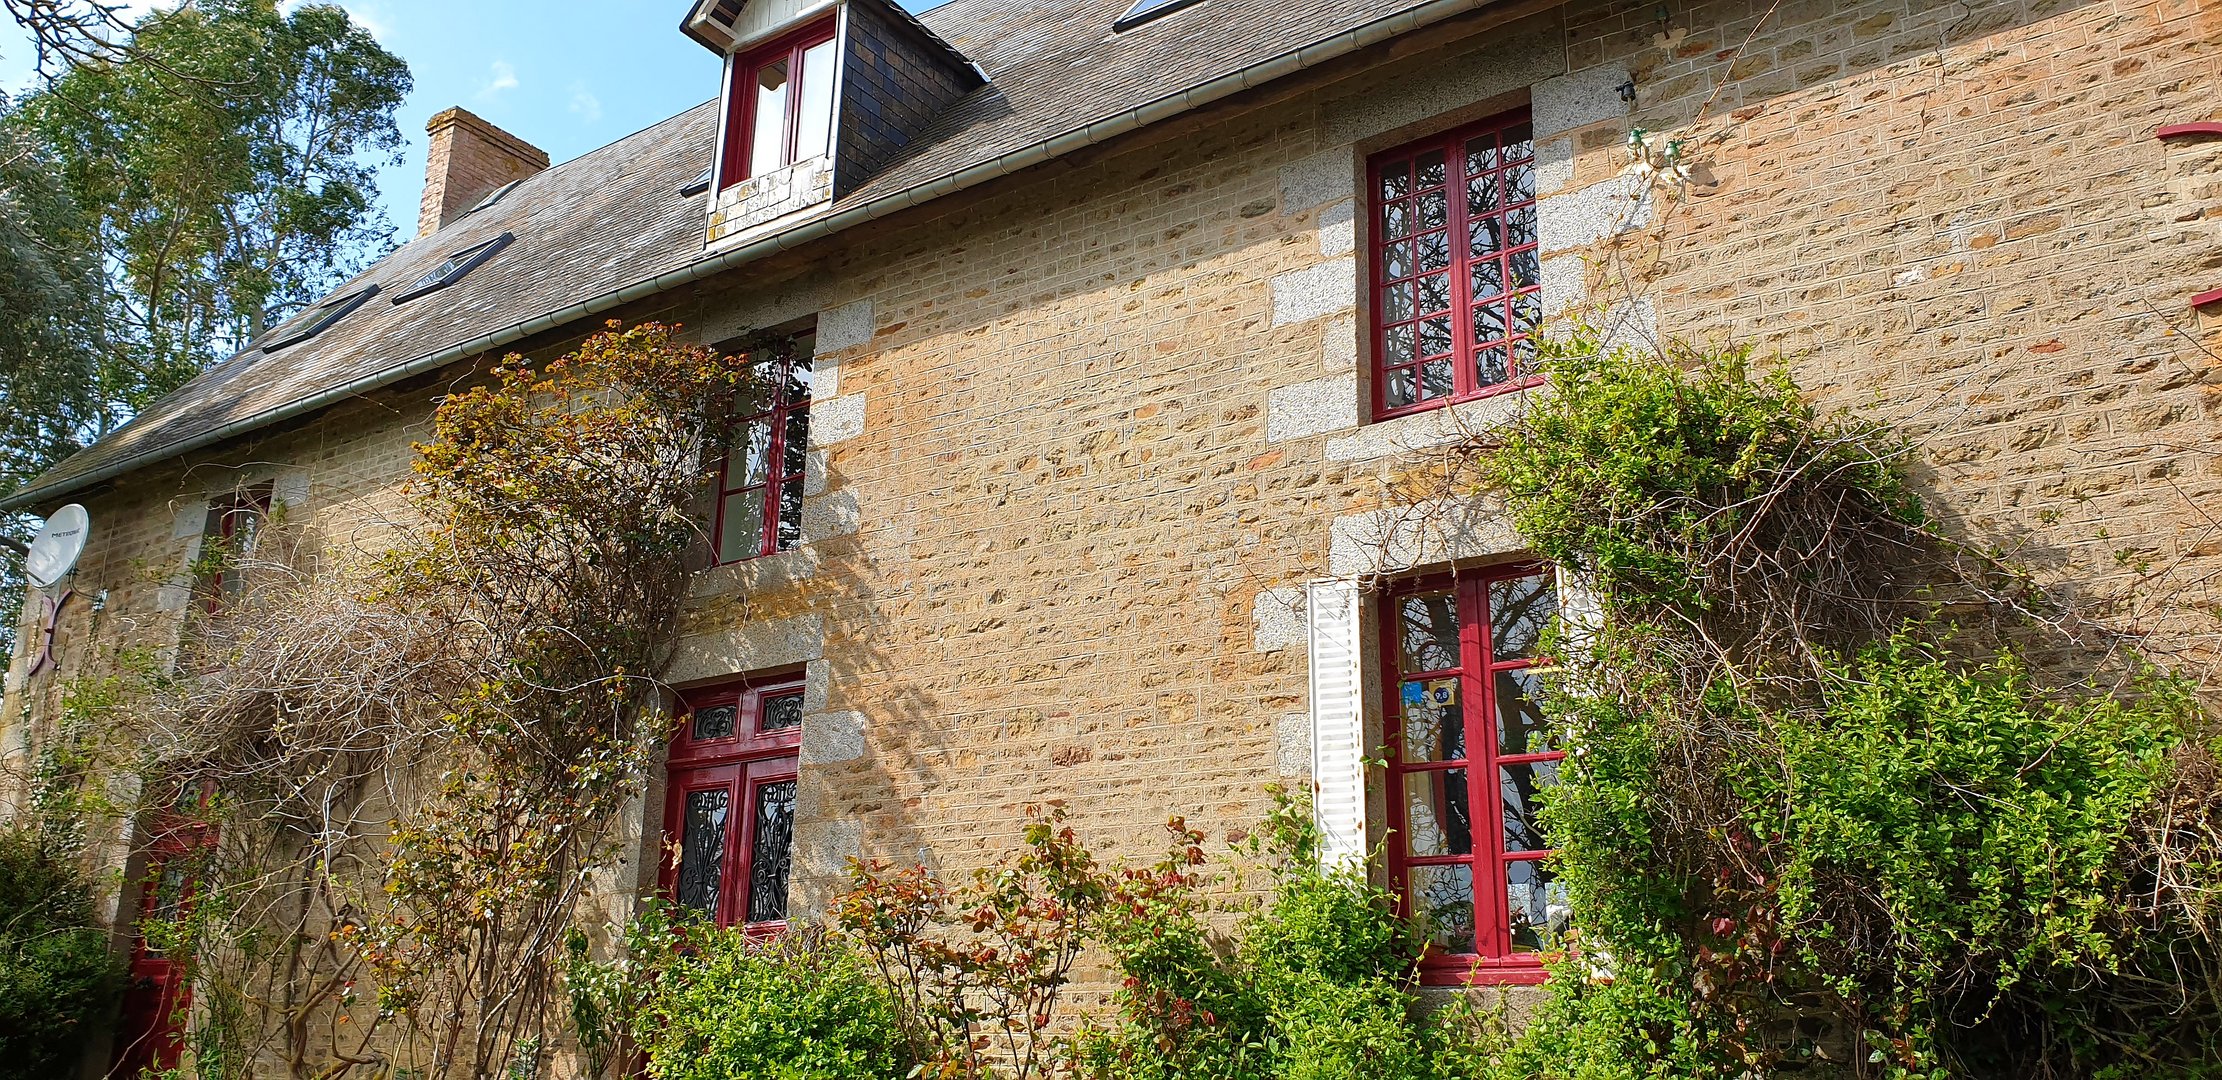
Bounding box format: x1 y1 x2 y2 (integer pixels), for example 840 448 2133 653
417 107 549 238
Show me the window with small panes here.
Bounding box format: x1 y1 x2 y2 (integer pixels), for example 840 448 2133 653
661 675 804 932
1381 563 1565 985
1369 111 1542 419
712 334 812 564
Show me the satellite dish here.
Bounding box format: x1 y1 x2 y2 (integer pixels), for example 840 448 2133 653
25 504 90 590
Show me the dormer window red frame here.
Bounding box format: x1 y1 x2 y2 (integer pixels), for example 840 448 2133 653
721 18 839 190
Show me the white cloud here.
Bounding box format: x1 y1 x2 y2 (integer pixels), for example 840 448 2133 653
475 59 518 102
567 82 603 125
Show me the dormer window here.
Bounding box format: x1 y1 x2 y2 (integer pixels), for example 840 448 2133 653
721 19 838 191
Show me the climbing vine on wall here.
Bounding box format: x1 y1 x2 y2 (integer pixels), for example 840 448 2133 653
55 322 763 1080
1450 335 2222 1079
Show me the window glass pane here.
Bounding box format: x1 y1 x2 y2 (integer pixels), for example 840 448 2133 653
1379 161 1411 200
749 57 790 177
782 408 811 479
1410 864 1476 954
676 787 730 915
1416 148 1446 189
1496 670 1554 755
1500 760 1559 853
1507 158 1537 204
720 490 767 562
693 704 737 741
1490 573 1556 659
1510 249 1540 290
1468 173 1500 215
1404 768 1472 857
1383 239 1412 281
1420 359 1454 400
1383 281 1414 323
1464 133 1498 176
761 692 804 732
1386 323 1416 364
1413 231 1448 274
775 479 804 551
1507 859 1567 953
793 40 837 161
746 779 797 923
1475 302 1507 344
1475 343 1509 388
729 417 775 488
1383 367 1417 409
1419 315 1452 358
1470 216 1502 255
1382 201 1409 240
1400 679 1465 763
1513 291 1543 336
1417 271 1450 315
1397 591 1460 673
1502 123 1534 165
1471 259 1503 301
1417 189 1447 231
1507 204 1538 248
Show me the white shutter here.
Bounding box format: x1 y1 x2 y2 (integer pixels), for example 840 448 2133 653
1306 578 1367 871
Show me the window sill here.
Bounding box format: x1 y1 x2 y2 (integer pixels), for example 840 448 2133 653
691 546 819 600
1372 374 1543 425
1325 378 1543 464
1420 956 1551 987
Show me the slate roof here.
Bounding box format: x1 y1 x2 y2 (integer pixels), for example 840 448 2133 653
8 0 1467 509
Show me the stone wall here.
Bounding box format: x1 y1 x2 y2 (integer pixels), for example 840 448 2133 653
3 0 2218 1053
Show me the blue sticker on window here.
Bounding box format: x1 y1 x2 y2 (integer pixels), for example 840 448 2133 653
1402 681 1427 706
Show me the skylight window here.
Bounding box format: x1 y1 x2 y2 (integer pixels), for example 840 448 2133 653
469 180 522 215
1113 0 1205 30
392 233 513 304
261 285 380 352
680 167 713 197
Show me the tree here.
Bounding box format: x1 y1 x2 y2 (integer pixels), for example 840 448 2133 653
19 0 411 415
0 0 409 649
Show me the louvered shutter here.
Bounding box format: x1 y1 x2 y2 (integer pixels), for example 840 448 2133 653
1307 578 1367 870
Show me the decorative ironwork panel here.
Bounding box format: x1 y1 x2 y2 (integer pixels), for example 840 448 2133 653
676 788 730 915
745 780 797 923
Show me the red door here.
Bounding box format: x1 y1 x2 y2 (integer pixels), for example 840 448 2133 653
112 810 213 1078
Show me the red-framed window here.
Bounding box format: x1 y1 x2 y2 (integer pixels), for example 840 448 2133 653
713 337 812 564
1381 563 1564 985
115 783 218 1080
720 18 839 190
201 486 272 612
661 675 804 932
1369 111 1542 419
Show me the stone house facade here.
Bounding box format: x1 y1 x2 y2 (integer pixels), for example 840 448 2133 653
2 0 2219 1061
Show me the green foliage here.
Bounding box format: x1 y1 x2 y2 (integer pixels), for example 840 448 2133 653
1470 337 2222 1078
1074 788 1455 1080
633 924 906 1080
0 827 122 1080
1476 338 1920 610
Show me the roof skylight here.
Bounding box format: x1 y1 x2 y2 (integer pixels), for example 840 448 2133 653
392 233 514 304
262 285 381 352
1113 0 1205 30
469 180 522 215
680 166 713 197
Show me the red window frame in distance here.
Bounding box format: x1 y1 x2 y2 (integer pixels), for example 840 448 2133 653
1369 110 1543 419
1382 563 1565 985
720 18 839 190
712 335 812 564
202 486 272 613
661 676 804 933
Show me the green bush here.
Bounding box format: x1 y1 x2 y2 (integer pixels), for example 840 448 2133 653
1075 790 1458 1080
0 828 122 1080
635 924 907 1080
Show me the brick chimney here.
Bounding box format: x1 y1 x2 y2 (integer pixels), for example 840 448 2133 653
417 107 549 238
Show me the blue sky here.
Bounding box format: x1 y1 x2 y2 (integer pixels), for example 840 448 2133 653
2 0 941 245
